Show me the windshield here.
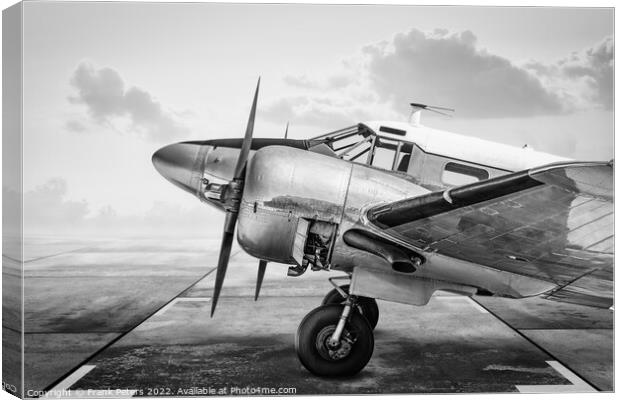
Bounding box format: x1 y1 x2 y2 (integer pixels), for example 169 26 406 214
311 124 413 172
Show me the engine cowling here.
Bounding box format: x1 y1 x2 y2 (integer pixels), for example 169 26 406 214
237 146 351 264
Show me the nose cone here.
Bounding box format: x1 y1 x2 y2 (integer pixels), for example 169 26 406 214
152 142 209 197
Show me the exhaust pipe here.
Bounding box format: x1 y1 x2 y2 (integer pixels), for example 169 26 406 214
343 230 421 273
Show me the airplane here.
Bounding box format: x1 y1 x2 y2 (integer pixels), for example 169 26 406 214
152 79 613 377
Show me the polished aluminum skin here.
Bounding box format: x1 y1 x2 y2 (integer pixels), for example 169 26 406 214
152 142 591 303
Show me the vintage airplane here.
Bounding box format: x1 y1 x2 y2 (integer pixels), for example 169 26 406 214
152 79 613 377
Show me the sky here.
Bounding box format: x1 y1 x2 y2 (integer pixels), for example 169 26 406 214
11 2 614 237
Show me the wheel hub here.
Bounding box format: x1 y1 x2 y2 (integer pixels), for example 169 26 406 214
316 326 354 360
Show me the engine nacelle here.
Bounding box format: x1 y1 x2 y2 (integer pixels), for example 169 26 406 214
237 146 351 264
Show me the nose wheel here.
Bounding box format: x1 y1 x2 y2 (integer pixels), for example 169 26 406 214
295 303 374 377
322 284 379 329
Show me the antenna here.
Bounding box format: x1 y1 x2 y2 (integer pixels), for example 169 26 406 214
409 102 454 126
284 122 289 139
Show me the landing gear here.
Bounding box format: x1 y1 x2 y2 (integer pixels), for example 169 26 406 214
295 302 374 377
322 284 379 329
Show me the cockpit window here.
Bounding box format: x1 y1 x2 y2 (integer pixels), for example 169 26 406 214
341 136 373 162
310 125 374 163
371 140 397 170
310 124 413 172
369 137 413 172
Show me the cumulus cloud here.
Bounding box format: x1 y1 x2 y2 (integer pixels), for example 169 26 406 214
21 178 220 238
524 36 613 110
362 29 565 118
270 29 612 124
65 120 87 133
68 62 189 141
262 95 385 128
265 63 400 128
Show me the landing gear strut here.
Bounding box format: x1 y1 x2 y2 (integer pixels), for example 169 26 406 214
295 298 374 377
322 284 379 330
296 274 379 377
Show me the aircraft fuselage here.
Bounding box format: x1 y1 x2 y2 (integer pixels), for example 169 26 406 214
239 145 557 302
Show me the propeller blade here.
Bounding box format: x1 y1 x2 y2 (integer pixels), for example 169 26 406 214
211 79 261 316
223 206 238 234
254 260 267 301
210 211 237 317
233 77 260 179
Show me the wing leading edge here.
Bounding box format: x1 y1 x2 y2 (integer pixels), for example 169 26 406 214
366 161 613 308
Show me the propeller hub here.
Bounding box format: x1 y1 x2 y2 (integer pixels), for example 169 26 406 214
152 77 261 318
219 179 244 212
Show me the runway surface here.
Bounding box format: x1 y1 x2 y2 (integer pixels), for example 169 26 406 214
6 237 613 396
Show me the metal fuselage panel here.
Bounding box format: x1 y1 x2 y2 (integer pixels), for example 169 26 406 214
238 146 352 262
236 145 558 300
237 145 428 265
330 161 430 271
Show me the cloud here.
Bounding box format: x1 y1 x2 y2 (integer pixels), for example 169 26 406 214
68 62 189 141
283 75 321 89
362 29 565 118
65 120 87 133
21 178 220 238
271 29 612 124
23 179 89 232
265 62 400 128
524 36 613 110
263 96 373 128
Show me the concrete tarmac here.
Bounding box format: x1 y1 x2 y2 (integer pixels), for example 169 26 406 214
18 237 222 393
7 237 613 396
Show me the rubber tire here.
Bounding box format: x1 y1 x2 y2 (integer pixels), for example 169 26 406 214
322 285 379 330
295 304 374 377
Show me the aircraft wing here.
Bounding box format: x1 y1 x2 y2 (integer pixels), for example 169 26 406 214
366 161 614 308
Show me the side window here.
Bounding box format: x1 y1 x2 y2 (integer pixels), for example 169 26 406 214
442 162 489 186
370 138 413 171
371 142 397 170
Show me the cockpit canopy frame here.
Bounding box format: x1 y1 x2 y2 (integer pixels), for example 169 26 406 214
310 124 413 173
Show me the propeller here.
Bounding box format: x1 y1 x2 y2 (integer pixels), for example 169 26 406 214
255 260 267 301
210 77 261 317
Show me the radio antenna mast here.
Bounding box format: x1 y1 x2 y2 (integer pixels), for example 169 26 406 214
409 102 455 126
